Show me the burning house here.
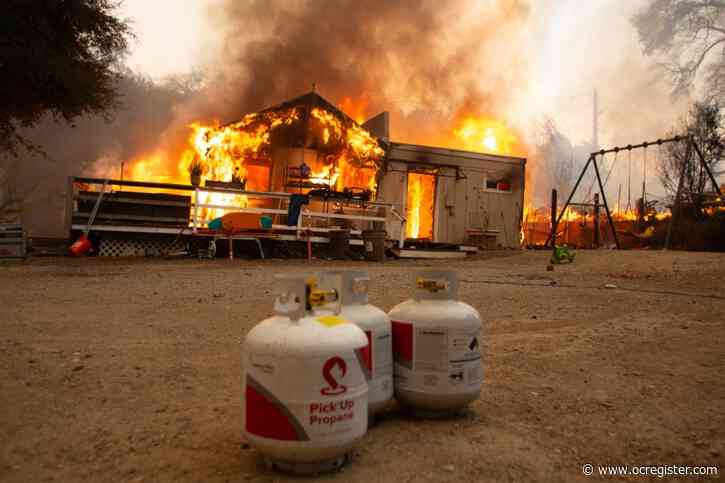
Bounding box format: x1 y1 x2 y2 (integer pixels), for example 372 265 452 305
68 91 526 256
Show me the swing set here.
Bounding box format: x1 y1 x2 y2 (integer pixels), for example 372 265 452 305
545 135 723 249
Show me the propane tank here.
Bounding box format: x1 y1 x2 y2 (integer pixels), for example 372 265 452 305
318 271 393 418
388 270 483 416
241 274 369 474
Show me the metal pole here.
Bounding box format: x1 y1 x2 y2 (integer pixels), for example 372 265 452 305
307 229 312 262
690 139 724 198
545 155 593 247
551 189 558 247
589 135 683 158
665 142 691 249
592 156 621 249
593 193 600 248
193 188 200 235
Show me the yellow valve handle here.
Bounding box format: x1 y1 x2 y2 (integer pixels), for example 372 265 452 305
309 288 339 306
416 278 447 292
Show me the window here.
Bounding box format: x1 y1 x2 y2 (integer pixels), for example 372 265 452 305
483 176 512 193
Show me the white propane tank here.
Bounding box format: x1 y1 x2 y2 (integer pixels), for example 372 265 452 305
318 271 393 417
388 270 483 416
241 274 370 474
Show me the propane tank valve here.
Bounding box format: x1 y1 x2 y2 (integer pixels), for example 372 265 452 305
416 277 447 293
308 288 339 306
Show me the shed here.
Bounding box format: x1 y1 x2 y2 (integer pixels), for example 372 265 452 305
378 143 526 248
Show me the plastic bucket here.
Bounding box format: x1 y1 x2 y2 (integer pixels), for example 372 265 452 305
69 234 92 256
260 215 273 229
362 230 386 262
328 229 350 260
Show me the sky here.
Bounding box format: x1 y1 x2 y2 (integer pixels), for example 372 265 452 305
118 0 220 79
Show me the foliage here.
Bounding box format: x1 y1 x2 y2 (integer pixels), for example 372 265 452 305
633 0 725 98
659 100 724 217
0 0 132 154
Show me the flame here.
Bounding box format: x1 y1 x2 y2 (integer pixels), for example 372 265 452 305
339 95 369 124
405 172 435 239
302 108 383 193
453 116 523 156
125 104 384 223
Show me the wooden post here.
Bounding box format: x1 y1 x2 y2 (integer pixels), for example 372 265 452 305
593 193 600 248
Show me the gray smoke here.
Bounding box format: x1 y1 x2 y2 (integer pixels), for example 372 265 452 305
0 71 198 236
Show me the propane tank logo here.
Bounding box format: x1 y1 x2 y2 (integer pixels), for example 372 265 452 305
320 356 348 395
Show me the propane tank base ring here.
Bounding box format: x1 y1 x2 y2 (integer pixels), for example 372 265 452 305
263 453 351 475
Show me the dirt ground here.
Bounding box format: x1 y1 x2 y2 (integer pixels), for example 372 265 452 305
1 250 724 482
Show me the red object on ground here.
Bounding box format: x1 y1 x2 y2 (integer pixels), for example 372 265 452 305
69 235 92 256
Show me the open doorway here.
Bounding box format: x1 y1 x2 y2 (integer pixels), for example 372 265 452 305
405 172 436 239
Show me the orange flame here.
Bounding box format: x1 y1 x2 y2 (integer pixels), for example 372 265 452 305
405 172 436 239
339 95 369 124
452 116 524 156
126 104 384 223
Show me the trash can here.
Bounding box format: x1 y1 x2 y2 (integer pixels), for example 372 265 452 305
328 229 350 260
362 230 386 262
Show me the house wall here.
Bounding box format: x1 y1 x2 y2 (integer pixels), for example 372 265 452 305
379 143 525 248
378 160 407 241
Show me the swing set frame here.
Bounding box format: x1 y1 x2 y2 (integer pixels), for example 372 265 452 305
545 135 723 250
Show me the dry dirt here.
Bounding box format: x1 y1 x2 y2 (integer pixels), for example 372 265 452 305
1 250 724 482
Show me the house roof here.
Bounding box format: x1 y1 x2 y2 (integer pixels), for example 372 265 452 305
387 141 527 167
259 91 359 126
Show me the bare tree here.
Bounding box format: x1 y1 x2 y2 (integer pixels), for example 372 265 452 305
536 118 576 201
659 101 724 217
634 0 725 98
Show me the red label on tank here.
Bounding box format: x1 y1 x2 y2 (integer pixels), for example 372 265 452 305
245 375 309 441
391 321 413 369
363 331 373 371
355 331 373 380
320 356 348 395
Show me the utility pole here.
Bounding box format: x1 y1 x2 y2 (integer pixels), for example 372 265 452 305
592 89 599 153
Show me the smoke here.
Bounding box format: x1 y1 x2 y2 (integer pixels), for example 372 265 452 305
0 72 197 236
191 0 531 141
3 0 703 235
192 0 691 204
